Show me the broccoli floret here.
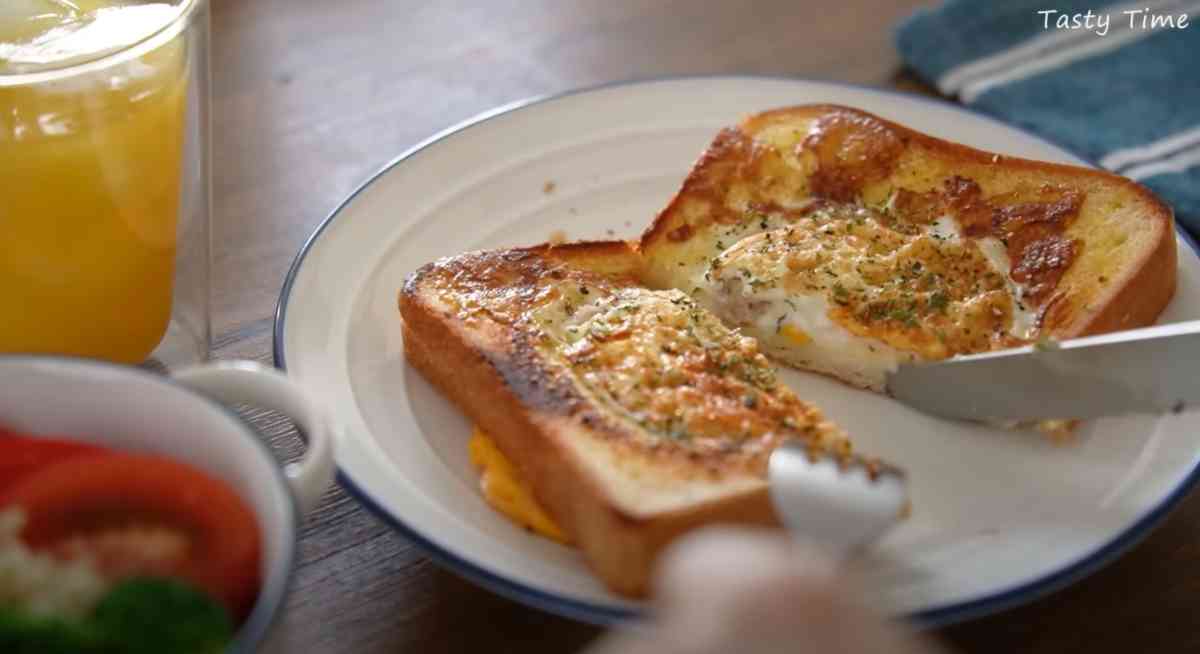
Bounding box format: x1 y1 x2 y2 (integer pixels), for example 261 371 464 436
1 577 233 653
0 608 109 654
91 578 233 654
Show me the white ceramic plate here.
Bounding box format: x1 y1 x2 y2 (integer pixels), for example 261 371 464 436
274 77 1200 626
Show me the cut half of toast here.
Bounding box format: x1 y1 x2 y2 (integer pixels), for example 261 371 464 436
640 105 1177 390
399 242 861 596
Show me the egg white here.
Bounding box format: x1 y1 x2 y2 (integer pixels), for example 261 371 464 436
692 211 1038 391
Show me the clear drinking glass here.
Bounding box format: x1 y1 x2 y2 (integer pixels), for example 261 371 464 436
1 0 210 369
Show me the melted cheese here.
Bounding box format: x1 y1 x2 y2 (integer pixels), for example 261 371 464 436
692 203 1032 390
926 215 1038 340
468 427 569 544
531 286 847 454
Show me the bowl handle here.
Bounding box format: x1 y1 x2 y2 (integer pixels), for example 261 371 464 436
170 361 334 515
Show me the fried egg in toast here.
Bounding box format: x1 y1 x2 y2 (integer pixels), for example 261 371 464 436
640 105 1176 390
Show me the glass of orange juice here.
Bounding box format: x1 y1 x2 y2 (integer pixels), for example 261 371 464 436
1 0 209 367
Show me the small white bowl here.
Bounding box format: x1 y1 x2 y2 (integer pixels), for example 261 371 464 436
0 356 335 652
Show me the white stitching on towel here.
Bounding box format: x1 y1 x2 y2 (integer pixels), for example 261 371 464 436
935 0 1191 101
1122 143 1200 180
958 0 1200 103
1101 125 1200 171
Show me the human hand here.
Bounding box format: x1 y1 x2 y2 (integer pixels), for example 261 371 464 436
586 528 947 654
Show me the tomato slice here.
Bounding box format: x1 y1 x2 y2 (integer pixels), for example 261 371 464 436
0 432 111 493
0 452 262 619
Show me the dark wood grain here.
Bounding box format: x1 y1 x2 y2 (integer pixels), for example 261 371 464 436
207 2 1199 652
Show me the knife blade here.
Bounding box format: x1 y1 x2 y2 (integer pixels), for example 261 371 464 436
885 320 1200 421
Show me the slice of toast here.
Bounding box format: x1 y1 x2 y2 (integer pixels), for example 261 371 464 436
399 241 859 597
640 105 1177 390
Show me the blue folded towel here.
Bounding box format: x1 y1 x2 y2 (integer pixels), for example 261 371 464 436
897 0 1200 235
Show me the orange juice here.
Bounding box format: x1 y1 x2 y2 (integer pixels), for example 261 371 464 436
1 1 189 363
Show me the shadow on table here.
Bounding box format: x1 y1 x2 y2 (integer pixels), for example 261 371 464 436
260 488 602 653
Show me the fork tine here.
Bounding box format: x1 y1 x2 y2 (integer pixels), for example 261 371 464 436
768 441 908 557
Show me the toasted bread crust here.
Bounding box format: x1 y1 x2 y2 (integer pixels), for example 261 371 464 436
641 104 1176 340
1074 222 1177 335
401 241 805 596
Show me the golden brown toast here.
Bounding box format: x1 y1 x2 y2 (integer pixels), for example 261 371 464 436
399 241 856 596
640 105 1176 390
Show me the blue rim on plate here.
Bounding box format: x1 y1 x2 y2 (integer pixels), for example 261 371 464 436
272 75 1200 628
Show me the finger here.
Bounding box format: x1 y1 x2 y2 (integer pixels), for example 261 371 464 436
649 527 950 654
654 526 839 608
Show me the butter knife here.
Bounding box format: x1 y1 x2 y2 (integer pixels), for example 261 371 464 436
885 320 1200 421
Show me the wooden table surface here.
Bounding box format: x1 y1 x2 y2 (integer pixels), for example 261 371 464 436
208 1 1200 652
